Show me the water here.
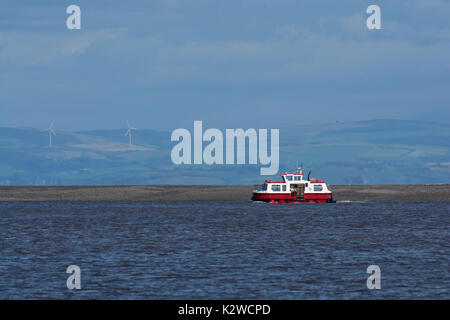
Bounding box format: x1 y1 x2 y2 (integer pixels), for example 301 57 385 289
0 201 448 299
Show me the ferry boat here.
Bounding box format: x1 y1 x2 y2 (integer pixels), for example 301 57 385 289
252 168 334 203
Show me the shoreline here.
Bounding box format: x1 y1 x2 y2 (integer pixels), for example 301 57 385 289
0 185 449 201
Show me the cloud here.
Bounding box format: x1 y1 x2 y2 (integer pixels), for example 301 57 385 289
60 28 126 55
125 27 449 87
313 10 450 47
0 28 126 64
275 24 308 40
412 0 450 9
162 0 180 9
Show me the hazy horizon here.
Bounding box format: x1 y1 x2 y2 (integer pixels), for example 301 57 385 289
2 118 450 132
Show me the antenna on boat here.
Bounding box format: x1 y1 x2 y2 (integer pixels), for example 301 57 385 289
307 170 311 181
296 163 303 174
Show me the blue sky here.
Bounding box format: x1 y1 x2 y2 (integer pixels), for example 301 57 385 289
0 0 449 131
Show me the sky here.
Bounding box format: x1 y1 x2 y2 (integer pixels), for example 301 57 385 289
0 0 449 131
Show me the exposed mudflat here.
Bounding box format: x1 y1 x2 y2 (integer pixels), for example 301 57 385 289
0 185 448 201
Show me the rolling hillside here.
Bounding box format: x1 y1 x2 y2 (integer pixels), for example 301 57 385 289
0 120 449 185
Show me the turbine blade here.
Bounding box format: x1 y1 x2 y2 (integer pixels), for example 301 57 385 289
126 120 130 128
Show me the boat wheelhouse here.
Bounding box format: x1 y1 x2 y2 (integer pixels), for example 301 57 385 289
252 168 334 203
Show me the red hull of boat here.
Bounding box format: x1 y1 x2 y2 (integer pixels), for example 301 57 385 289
252 192 334 203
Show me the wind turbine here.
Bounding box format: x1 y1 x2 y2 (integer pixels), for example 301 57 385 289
124 120 138 145
43 120 56 148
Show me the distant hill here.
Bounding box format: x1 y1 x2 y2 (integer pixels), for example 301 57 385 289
0 120 449 185
280 120 450 184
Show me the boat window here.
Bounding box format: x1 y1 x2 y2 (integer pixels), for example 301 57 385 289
282 185 287 191
294 175 300 181
313 184 323 192
305 183 309 188
271 184 281 192
262 183 268 191
286 175 293 181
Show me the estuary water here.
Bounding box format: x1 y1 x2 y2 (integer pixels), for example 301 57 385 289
0 201 448 299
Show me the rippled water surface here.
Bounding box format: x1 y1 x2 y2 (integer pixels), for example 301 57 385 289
0 201 448 299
